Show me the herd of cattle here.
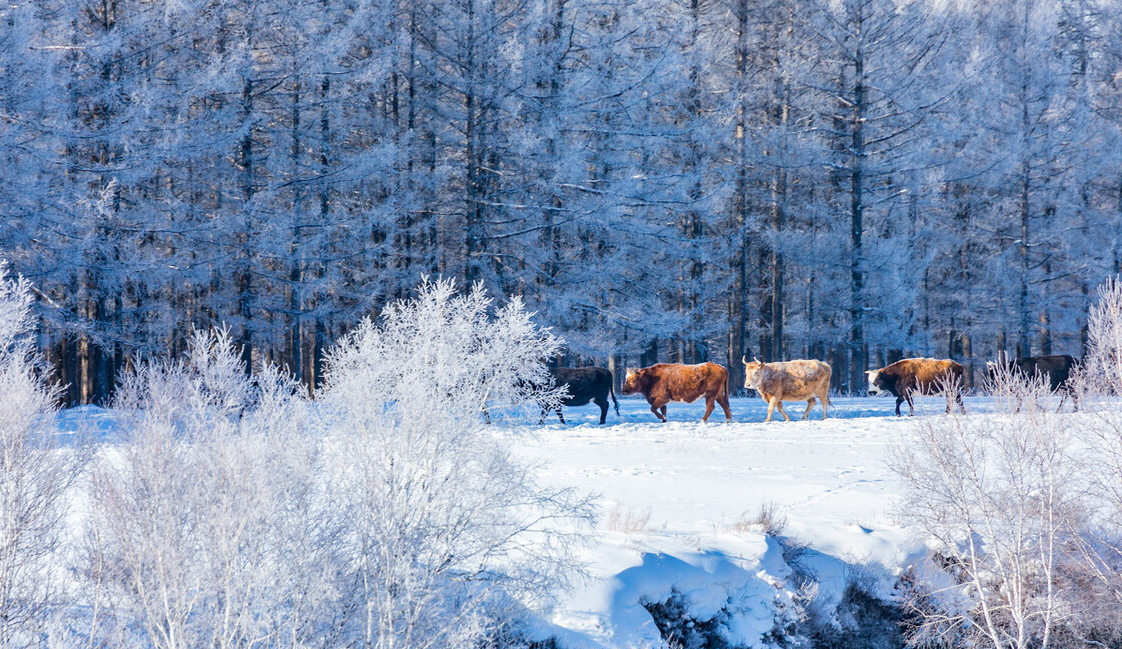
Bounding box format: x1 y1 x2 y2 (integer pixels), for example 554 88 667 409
542 354 1080 424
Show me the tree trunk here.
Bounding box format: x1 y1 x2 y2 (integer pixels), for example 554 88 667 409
849 27 867 393
290 74 304 383
238 74 255 375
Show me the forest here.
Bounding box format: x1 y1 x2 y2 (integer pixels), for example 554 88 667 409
2 0 1119 402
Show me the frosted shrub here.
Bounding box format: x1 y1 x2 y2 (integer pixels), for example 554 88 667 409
1081 277 1122 396
83 329 333 649
0 262 86 647
1062 277 1122 639
324 277 565 424
890 367 1079 649
320 278 593 648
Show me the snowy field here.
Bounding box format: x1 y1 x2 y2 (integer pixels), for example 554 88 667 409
511 394 1042 647
56 393 1062 648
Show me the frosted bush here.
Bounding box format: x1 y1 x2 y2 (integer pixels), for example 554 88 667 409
74 279 594 648
1081 277 1122 396
891 367 1078 649
1062 276 1122 638
323 277 565 424
320 277 594 648
83 329 332 649
0 262 86 647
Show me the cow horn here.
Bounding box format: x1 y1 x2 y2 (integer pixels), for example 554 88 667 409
741 355 747 365
754 356 760 364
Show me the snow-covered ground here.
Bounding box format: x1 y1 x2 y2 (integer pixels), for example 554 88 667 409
512 394 1011 648
56 394 1034 648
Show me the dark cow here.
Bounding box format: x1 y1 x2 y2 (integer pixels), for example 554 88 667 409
544 367 620 425
986 355 1079 411
866 358 965 416
621 362 731 423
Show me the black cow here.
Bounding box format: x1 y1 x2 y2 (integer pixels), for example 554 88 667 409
545 367 620 425
986 355 1079 411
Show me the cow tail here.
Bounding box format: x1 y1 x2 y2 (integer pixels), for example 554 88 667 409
610 379 620 416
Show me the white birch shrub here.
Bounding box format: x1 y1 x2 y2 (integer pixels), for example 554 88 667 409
890 369 1080 649
0 262 86 647
1061 277 1122 642
319 277 594 648
81 329 335 648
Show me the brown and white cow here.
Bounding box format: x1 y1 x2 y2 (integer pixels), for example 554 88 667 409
742 357 832 422
866 358 965 416
621 362 731 423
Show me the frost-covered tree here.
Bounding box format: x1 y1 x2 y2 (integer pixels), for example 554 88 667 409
808 0 953 389
6 0 1122 398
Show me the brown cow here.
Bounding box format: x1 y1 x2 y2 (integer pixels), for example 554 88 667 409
621 362 732 423
866 358 965 416
742 357 832 422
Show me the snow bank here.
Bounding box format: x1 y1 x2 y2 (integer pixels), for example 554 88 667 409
513 395 1016 647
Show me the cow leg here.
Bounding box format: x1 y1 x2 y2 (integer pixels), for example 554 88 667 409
895 395 905 417
718 392 732 422
660 405 668 420
802 398 815 421
906 393 916 416
775 399 792 422
595 396 608 424
538 407 547 425
702 397 715 423
819 391 830 420
649 401 667 422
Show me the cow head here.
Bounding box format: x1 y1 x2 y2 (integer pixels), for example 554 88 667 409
866 370 883 394
742 356 764 390
984 359 1016 386
621 368 642 395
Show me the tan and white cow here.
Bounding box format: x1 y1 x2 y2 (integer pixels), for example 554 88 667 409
742 357 832 422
